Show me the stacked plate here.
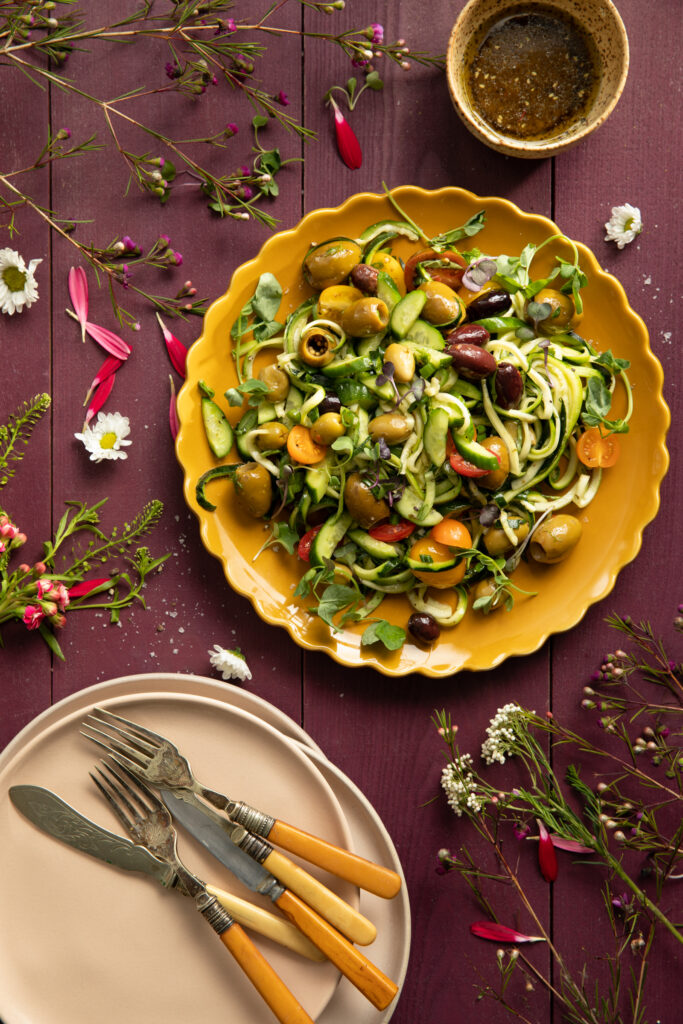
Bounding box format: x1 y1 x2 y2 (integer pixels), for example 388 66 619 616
0 674 410 1024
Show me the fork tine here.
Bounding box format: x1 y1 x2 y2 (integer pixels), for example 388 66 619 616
91 706 169 747
80 723 152 770
101 758 166 815
84 714 159 756
90 765 140 833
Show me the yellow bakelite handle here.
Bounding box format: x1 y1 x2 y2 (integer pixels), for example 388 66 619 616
275 889 398 1012
269 819 402 899
219 921 315 1024
263 848 376 946
206 884 324 961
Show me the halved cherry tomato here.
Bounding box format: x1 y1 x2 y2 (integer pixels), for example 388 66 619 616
403 248 467 292
576 427 621 468
297 524 322 562
287 425 327 465
445 434 490 478
368 520 415 542
430 518 472 550
408 536 467 588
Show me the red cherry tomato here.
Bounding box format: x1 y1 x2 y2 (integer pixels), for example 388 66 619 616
403 248 466 292
297 525 322 562
576 427 621 468
445 432 491 478
368 520 416 542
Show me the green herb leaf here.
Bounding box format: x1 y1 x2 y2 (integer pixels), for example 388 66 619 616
361 619 406 651
253 272 283 323
316 583 359 630
430 211 486 248
272 522 299 555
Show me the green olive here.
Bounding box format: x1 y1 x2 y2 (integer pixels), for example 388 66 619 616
529 514 583 564
311 412 345 446
472 577 506 612
317 285 363 325
418 280 465 327
256 422 289 450
343 472 390 529
341 297 390 337
383 342 416 383
527 288 581 332
258 363 290 402
234 462 273 518
368 413 414 445
298 327 338 367
303 238 363 290
483 518 530 556
478 436 511 491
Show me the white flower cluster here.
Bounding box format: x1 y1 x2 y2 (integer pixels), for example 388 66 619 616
481 703 524 765
441 754 482 817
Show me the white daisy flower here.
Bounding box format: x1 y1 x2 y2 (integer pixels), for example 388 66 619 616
209 644 252 682
0 248 42 315
74 411 132 462
604 204 642 249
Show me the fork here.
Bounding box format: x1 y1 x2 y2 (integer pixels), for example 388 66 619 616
82 706 401 900
91 759 314 1024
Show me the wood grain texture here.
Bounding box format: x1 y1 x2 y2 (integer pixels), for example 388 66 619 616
1 0 681 1022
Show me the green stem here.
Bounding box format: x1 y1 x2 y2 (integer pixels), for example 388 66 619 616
610 857 683 945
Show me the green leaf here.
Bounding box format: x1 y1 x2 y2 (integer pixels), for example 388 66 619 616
430 211 486 248
272 522 299 555
331 436 354 455
361 619 406 651
38 622 65 660
593 350 630 374
253 272 283 323
316 583 358 630
365 71 383 91
252 115 268 128
225 388 243 407
253 320 282 342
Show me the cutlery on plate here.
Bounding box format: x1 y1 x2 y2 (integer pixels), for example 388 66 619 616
89 761 316 1024
82 706 401 900
8 784 324 961
160 782 398 1010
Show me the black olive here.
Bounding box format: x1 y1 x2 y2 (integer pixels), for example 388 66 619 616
408 612 440 645
319 394 342 415
466 289 511 321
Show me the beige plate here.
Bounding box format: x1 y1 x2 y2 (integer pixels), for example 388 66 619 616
0 686 356 1023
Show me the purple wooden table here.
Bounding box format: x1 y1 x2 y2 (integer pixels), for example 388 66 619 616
1 1 681 1020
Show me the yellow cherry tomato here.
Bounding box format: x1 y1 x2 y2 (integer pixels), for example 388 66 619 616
286 425 327 465
430 518 472 550
370 252 406 295
409 536 467 589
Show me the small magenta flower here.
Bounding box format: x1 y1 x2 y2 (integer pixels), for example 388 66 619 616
226 17 236 32
241 185 254 200
23 605 44 630
172 251 183 266
225 123 238 137
165 61 181 80
276 90 290 106
369 22 384 44
329 98 362 170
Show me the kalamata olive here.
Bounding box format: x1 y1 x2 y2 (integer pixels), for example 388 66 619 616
310 412 345 446
234 462 272 518
529 514 582 563
445 323 491 347
258 363 290 401
319 393 342 415
466 288 511 321
527 288 580 332
448 342 497 380
472 577 506 612
303 238 362 290
343 473 390 528
341 297 390 337
349 263 379 295
317 285 363 325
418 281 466 327
408 612 441 645
495 362 524 409
256 422 289 450
483 518 529 556
478 437 510 491
383 342 416 383
368 412 414 445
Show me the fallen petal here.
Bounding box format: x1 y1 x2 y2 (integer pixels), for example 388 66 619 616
470 921 545 944
157 312 188 378
84 321 132 360
84 373 116 426
67 578 111 598
331 99 362 170
83 355 123 407
550 835 595 854
68 267 89 343
537 818 559 882
168 374 180 439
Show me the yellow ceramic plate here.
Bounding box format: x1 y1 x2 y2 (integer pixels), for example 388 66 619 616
176 187 669 676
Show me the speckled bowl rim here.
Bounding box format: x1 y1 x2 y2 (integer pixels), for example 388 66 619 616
446 0 630 159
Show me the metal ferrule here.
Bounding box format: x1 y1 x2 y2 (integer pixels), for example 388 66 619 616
230 801 276 838
195 891 234 936
236 830 273 864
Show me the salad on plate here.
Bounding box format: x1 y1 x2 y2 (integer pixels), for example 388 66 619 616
195 194 632 652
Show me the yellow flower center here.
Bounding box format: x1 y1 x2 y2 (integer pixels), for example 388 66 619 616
2 266 27 292
99 431 118 449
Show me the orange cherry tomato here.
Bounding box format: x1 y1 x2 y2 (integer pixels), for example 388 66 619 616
403 248 466 292
286 425 327 465
409 536 467 589
576 427 621 469
430 518 472 550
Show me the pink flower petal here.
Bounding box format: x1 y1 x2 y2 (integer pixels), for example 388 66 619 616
84 321 132 360
550 835 595 854
168 375 180 440
156 313 187 378
470 921 545 944
331 100 362 170
537 819 559 882
83 355 123 407
67 578 111 598
84 373 116 426
68 267 89 343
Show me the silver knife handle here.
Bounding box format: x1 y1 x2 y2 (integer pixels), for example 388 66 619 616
195 891 234 935
230 801 276 838
236 830 273 864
